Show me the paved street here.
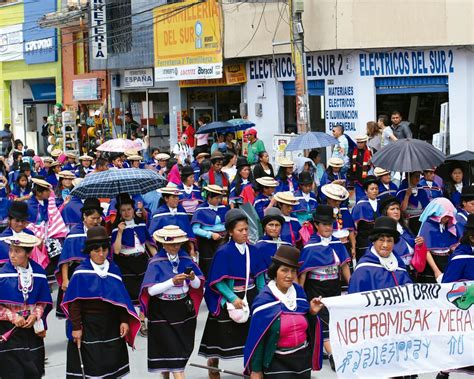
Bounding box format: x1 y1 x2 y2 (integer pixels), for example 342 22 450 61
43 289 469 379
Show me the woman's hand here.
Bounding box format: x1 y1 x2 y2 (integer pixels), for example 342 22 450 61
119 322 129 338
309 297 324 315
250 372 263 379
117 222 126 233
232 297 244 309
351 247 356 259
63 195 71 205
23 314 37 328
61 278 69 292
188 271 196 281
13 316 26 328
172 273 188 286
211 233 222 241
414 236 424 246
72 329 82 346
36 330 46 338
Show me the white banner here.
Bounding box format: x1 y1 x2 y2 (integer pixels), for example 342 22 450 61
124 68 154 88
90 0 107 59
155 63 222 82
0 24 23 62
323 282 474 378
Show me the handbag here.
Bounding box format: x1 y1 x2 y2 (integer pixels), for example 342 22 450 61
411 242 428 273
226 245 250 324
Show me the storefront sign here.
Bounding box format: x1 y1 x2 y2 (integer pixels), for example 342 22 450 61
73 79 100 101
0 24 23 62
124 68 154 88
325 80 358 132
323 282 474 378
90 0 107 59
153 0 223 81
23 0 57 64
359 49 455 77
179 63 246 87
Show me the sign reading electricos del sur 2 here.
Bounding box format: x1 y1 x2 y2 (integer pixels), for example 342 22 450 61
153 0 223 81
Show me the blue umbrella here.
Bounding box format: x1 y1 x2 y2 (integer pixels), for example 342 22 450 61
70 168 167 198
285 132 338 151
196 120 252 135
227 118 255 128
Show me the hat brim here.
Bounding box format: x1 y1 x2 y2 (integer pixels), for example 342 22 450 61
262 214 285 227
321 187 349 201
271 255 301 269
8 212 28 221
154 236 189 244
275 199 299 206
80 205 104 214
313 215 334 224
369 228 400 241
461 195 474 201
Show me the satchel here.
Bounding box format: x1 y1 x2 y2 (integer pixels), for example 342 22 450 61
411 242 428 273
226 244 250 324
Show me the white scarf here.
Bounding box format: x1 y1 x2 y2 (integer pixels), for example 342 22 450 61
455 183 463 193
235 242 247 255
368 198 378 212
371 247 398 272
209 205 219 212
320 236 332 246
302 192 311 202
16 263 33 300
183 184 193 195
169 207 178 215
268 280 297 311
91 259 109 278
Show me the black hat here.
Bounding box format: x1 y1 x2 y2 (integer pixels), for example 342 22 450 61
378 195 401 214
8 202 28 221
363 175 378 190
369 216 400 242
236 156 250 170
262 207 285 228
461 185 474 201
84 226 109 253
313 204 335 224
298 171 313 185
115 193 135 209
80 198 104 214
180 165 195 178
225 208 248 230
465 214 474 230
271 245 301 269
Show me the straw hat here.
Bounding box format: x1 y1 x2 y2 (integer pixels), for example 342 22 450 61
274 191 299 206
374 167 390 177
58 170 76 179
32 178 52 189
51 149 63 157
158 185 183 196
5 232 40 248
195 152 210 159
355 135 369 143
278 157 294 168
79 155 93 161
72 178 83 187
321 183 349 201
328 157 344 168
156 153 171 161
203 184 226 195
43 157 54 164
66 152 77 159
256 176 278 187
49 161 61 168
125 149 139 157
153 225 189 244
127 155 142 161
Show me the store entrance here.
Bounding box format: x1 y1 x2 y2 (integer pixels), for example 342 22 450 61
186 86 242 122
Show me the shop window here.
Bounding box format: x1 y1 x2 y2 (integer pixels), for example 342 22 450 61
186 86 242 122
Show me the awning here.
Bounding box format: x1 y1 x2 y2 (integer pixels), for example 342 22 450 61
375 76 448 95
283 80 325 96
29 82 56 101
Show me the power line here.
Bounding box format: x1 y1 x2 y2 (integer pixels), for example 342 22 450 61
233 0 267 57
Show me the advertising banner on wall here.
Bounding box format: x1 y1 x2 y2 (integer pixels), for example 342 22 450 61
23 0 57 64
124 68 154 88
153 0 223 81
0 24 23 62
323 281 474 378
179 63 246 87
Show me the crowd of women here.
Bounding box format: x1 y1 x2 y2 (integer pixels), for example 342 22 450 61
0 133 473 379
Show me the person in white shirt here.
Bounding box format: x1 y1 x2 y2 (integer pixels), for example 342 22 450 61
172 134 193 164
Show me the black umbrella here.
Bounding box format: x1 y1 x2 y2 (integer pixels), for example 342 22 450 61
371 138 446 172
446 150 474 162
436 150 474 185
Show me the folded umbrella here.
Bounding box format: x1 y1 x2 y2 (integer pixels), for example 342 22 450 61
70 168 167 199
96 138 142 153
285 132 338 151
371 138 446 172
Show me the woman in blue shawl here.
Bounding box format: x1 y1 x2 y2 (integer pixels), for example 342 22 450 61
244 246 323 378
198 209 263 378
140 225 204 377
0 233 52 379
229 157 253 208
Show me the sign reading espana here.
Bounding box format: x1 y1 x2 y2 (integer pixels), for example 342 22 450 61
323 282 474 378
153 0 222 81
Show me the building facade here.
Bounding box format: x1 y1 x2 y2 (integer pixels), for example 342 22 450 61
0 0 62 154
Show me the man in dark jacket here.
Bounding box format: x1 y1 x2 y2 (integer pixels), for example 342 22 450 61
390 111 412 139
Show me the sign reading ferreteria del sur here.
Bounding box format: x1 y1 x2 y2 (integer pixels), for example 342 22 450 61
153 0 223 81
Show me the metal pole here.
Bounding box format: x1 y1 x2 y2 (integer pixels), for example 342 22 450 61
289 0 309 134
